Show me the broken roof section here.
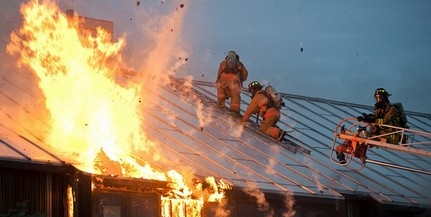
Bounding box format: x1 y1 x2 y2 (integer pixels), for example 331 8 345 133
1 64 431 207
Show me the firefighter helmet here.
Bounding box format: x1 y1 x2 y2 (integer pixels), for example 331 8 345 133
226 50 239 60
374 88 391 103
248 81 262 96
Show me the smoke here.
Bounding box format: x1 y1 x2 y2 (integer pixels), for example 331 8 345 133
127 1 190 93
242 183 296 217
282 191 296 217
178 75 245 139
303 156 324 193
265 158 277 175
60 0 191 89
181 76 211 131
213 198 231 217
243 183 272 213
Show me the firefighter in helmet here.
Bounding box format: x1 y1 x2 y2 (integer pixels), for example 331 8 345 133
336 88 401 164
369 88 401 143
372 88 400 124
215 51 248 116
239 81 286 141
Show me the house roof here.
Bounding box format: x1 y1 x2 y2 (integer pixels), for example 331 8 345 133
1 65 431 207
164 78 431 206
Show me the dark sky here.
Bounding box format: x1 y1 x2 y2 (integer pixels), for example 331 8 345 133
178 1 431 113
1 0 431 113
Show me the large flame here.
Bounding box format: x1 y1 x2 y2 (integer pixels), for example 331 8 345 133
7 0 157 177
6 0 230 215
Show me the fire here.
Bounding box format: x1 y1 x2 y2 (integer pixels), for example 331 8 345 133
7 0 137 174
6 0 230 215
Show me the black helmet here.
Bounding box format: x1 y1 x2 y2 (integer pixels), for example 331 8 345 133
248 81 262 96
374 88 391 103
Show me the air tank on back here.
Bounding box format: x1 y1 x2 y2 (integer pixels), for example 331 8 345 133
265 85 285 109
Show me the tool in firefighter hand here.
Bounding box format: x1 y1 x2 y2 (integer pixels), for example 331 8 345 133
330 117 431 174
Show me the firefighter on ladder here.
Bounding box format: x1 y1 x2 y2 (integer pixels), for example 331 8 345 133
336 88 402 164
215 50 248 117
362 88 402 144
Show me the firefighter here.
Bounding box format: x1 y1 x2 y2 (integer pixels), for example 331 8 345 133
215 50 248 116
361 88 401 144
336 88 401 164
239 81 286 141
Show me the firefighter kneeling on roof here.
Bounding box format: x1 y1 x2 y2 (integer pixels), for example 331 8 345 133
238 81 287 141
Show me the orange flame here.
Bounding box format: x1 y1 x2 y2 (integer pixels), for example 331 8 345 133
7 0 166 179
7 0 230 215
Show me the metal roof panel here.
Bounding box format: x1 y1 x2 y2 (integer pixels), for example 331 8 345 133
1 62 430 207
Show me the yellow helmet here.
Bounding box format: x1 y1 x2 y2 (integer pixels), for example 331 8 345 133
248 81 262 96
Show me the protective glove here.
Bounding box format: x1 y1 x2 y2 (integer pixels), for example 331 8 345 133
368 114 376 123
357 113 375 123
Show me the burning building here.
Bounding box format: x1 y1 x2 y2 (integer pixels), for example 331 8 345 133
1 0 431 217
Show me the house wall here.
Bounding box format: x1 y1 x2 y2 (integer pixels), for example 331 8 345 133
203 189 430 217
2 164 429 217
0 163 90 217
92 191 160 217
0 167 52 215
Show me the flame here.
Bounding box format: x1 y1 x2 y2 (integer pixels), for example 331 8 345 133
6 0 167 179
67 185 74 217
6 0 231 213
205 177 232 202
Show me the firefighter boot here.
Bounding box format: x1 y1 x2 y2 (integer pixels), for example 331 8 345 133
277 129 287 141
360 155 367 165
336 152 346 165
401 135 408 144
